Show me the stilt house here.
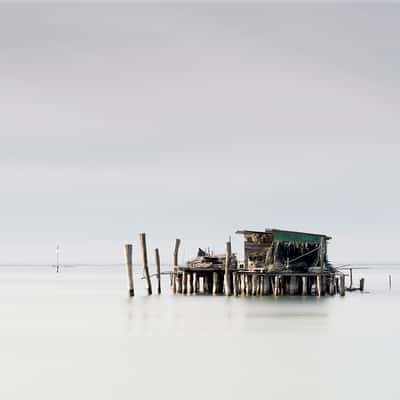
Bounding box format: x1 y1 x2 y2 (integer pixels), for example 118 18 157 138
236 228 331 272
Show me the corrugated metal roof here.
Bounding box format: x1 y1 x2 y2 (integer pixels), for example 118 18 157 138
236 228 331 241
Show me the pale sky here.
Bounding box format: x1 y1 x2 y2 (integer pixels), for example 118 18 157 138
0 3 399 265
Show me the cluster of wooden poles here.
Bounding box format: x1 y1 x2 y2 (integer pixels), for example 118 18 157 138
124 236 350 297
172 270 346 297
123 233 181 296
171 240 347 297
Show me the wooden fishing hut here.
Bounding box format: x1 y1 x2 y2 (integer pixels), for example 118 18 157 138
173 228 346 296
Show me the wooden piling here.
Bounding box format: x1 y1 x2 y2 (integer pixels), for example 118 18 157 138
321 276 326 296
199 276 204 293
176 273 182 294
349 268 353 289
207 273 213 294
232 272 238 296
329 275 335 296
274 275 279 296
263 275 271 295
339 274 345 296
316 275 321 297
289 276 297 295
154 248 161 294
172 238 181 294
182 270 187 294
320 237 326 273
240 273 245 296
204 273 210 293
251 274 257 296
173 238 181 266
193 272 198 294
310 279 316 296
187 272 192 294
245 274 251 296
124 244 134 297
224 241 232 296
269 276 275 295
212 272 218 295
281 276 286 295
302 276 307 296
139 233 152 295
359 278 365 292
259 275 264 296
389 274 392 290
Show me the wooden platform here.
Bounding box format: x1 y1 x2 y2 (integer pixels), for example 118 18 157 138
171 268 346 297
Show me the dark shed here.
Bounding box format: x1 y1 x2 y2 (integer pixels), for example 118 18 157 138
236 228 331 272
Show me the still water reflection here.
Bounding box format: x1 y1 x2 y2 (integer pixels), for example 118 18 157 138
0 266 398 400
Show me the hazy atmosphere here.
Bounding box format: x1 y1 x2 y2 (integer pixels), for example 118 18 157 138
1 3 399 264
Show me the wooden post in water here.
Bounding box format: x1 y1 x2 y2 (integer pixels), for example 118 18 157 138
224 241 232 296
320 237 326 273
212 272 218 295
139 233 152 295
207 273 213 294
302 276 307 296
193 272 198 294
339 274 345 296
172 238 181 294
280 276 285 295
245 274 251 296
240 273 245 296
124 244 134 297
154 248 161 294
232 272 238 296
316 275 321 297
176 273 182 294
274 275 279 296
187 272 192 294
359 278 365 292
321 276 326 296
199 276 204 293
349 268 353 289
264 275 271 295
182 270 187 294
204 273 210 293
251 274 257 296
289 276 297 295
329 275 335 296
389 274 392 290
269 276 274 295
259 275 264 296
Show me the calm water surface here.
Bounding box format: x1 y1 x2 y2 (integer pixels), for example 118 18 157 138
0 266 399 399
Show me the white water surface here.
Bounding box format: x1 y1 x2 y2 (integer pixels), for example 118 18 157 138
0 266 399 399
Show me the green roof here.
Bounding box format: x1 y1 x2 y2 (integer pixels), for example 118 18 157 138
272 229 330 243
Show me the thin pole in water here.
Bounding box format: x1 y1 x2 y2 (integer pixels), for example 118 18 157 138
56 244 60 273
139 233 152 295
224 240 232 296
389 274 392 290
124 244 134 297
155 248 161 295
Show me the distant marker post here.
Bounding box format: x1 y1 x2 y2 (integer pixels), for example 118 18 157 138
56 244 60 273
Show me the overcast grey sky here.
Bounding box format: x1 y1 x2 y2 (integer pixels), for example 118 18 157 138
0 3 399 264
